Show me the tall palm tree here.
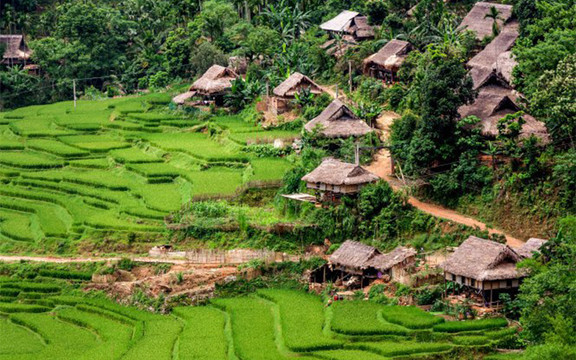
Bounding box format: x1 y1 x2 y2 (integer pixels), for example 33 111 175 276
484 6 503 37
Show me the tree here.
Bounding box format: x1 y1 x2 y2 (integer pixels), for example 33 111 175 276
188 41 228 76
530 54 576 148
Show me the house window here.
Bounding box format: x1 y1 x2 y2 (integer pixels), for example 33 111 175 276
451 274 456 281
506 279 513 288
471 279 476 287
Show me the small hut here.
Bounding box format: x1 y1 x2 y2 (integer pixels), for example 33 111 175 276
467 24 519 90
516 238 547 259
173 65 238 106
304 100 373 138
301 158 379 202
0 34 32 66
440 236 535 306
270 72 324 115
320 11 374 41
312 240 417 287
458 2 514 40
363 40 411 83
458 85 549 142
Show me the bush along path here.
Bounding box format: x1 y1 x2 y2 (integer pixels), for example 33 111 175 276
366 112 524 248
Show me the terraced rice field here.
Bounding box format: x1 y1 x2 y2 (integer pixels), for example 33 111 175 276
0 95 296 250
0 281 515 360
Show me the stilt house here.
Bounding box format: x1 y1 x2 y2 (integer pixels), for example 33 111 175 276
440 236 545 306
320 11 374 41
313 240 417 287
173 65 238 106
0 35 32 66
301 158 379 202
363 40 411 83
304 100 373 138
270 72 324 115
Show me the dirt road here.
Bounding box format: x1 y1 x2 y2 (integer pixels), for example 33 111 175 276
366 112 525 248
0 255 194 265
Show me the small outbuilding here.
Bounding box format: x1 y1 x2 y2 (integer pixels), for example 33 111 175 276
173 65 238 106
312 240 417 287
363 40 411 83
320 11 374 41
0 34 32 66
304 100 373 138
458 2 514 40
440 236 545 306
301 158 379 202
270 72 324 115
516 238 547 259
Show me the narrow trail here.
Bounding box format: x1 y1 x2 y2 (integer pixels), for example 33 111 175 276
0 255 200 265
366 112 525 248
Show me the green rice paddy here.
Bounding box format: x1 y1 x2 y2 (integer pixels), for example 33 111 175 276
0 94 296 251
0 283 513 360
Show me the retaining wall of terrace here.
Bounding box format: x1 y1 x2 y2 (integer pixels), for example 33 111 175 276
149 248 301 264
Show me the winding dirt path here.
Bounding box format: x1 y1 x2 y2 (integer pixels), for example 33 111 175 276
0 255 192 264
366 112 524 248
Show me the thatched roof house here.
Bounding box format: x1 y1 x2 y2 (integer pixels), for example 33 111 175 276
330 240 380 274
468 24 519 89
441 236 524 283
458 2 514 40
189 65 238 95
302 158 379 196
0 34 32 65
320 11 374 40
458 85 549 142
273 72 324 98
516 238 547 259
304 100 373 138
328 240 417 284
363 40 411 82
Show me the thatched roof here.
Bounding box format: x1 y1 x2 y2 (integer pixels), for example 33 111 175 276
330 241 417 272
302 158 379 186
0 34 31 63
458 2 514 40
330 240 381 270
172 91 196 105
273 72 324 98
320 11 373 39
440 236 525 281
468 24 519 89
458 85 549 142
494 51 517 85
363 40 411 72
368 246 417 271
304 100 373 138
189 65 238 95
516 238 547 259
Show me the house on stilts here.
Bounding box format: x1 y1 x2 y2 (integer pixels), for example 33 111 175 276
320 11 374 57
173 65 238 106
311 240 417 288
301 158 379 202
440 236 546 307
270 72 324 115
363 39 412 83
304 100 373 139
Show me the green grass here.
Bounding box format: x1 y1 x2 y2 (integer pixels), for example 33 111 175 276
349 341 453 357
258 289 343 352
313 349 388 360
452 335 490 345
331 301 409 336
379 305 445 329
0 96 295 249
433 318 508 333
173 307 228 360
0 318 45 355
